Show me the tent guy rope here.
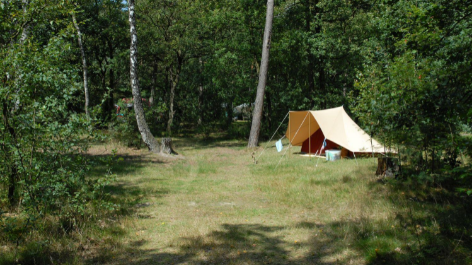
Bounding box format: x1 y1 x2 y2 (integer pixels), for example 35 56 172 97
255 111 289 162
315 137 326 168
275 111 309 168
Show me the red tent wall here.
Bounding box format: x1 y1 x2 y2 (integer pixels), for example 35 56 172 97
301 129 339 154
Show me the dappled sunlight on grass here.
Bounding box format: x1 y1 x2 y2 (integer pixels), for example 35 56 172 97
4 137 470 264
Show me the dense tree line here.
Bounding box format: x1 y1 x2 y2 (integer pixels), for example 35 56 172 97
1 0 472 258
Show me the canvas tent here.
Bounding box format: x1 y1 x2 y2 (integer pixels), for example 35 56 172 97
285 106 386 155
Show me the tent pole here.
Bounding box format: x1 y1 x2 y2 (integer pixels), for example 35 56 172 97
285 111 309 161
315 137 326 168
353 151 358 166
371 133 374 159
289 111 291 157
309 113 311 158
313 149 320 170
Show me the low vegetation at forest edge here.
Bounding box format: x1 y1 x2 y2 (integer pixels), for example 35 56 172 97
1 0 472 264
1 136 471 264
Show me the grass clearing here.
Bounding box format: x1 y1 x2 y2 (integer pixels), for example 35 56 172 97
2 136 471 264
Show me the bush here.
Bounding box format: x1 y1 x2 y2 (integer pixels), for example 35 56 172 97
110 104 143 148
109 98 167 147
0 9 116 257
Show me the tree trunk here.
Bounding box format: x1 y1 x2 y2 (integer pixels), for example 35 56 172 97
108 40 115 117
226 98 234 127
304 0 316 109
13 0 30 112
19 0 29 45
128 0 160 153
72 12 89 117
150 62 157 106
376 157 400 178
248 0 274 148
167 69 176 136
161 137 178 155
6 0 28 205
197 57 204 126
167 54 182 136
2 101 18 206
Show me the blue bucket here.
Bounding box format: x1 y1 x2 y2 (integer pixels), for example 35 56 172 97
325 150 341 161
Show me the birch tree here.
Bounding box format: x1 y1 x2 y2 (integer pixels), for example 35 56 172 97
128 0 160 153
71 11 89 117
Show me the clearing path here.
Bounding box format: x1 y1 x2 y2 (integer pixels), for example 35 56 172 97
87 138 404 265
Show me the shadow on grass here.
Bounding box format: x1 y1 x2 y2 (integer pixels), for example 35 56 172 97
361 178 472 265
97 179 471 265
173 137 246 151
99 223 337 265
10 197 470 265
100 209 471 265
86 152 168 177
92 156 470 265
95 221 396 264
5 144 471 264
84 151 170 210
0 151 169 265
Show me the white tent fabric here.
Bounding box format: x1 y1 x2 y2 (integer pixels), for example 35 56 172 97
285 106 386 153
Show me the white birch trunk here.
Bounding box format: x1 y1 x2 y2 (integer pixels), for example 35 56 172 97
13 0 30 112
128 0 160 153
72 12 90 117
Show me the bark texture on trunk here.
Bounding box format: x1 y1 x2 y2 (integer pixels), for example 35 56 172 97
19 0 29 45
167 55 182 136
72 12 90 117
167 69 176 136
248 0 274 148
128 0 160 153
161 138 178 155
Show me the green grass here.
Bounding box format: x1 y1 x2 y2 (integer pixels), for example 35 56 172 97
1 136 472 264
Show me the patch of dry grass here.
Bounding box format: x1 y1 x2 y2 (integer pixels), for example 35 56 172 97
81 138 411 264
2 136 471 264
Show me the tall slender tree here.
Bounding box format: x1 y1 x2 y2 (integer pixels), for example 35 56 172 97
71 11 89 117
128 0 160 152
248 0 274 148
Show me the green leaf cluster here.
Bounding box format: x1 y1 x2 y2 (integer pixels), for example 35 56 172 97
1 0 115 242
350 0 472 188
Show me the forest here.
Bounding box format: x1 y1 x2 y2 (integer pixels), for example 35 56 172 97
1 0 472 264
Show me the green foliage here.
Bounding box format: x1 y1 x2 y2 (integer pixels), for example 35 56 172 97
0 0 115 253
350 0 472 195
226 121 252 140
109 100 142 148
1 0 472 261
109 98 167 147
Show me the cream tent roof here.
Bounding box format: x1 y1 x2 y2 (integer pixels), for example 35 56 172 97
285 106 386 153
